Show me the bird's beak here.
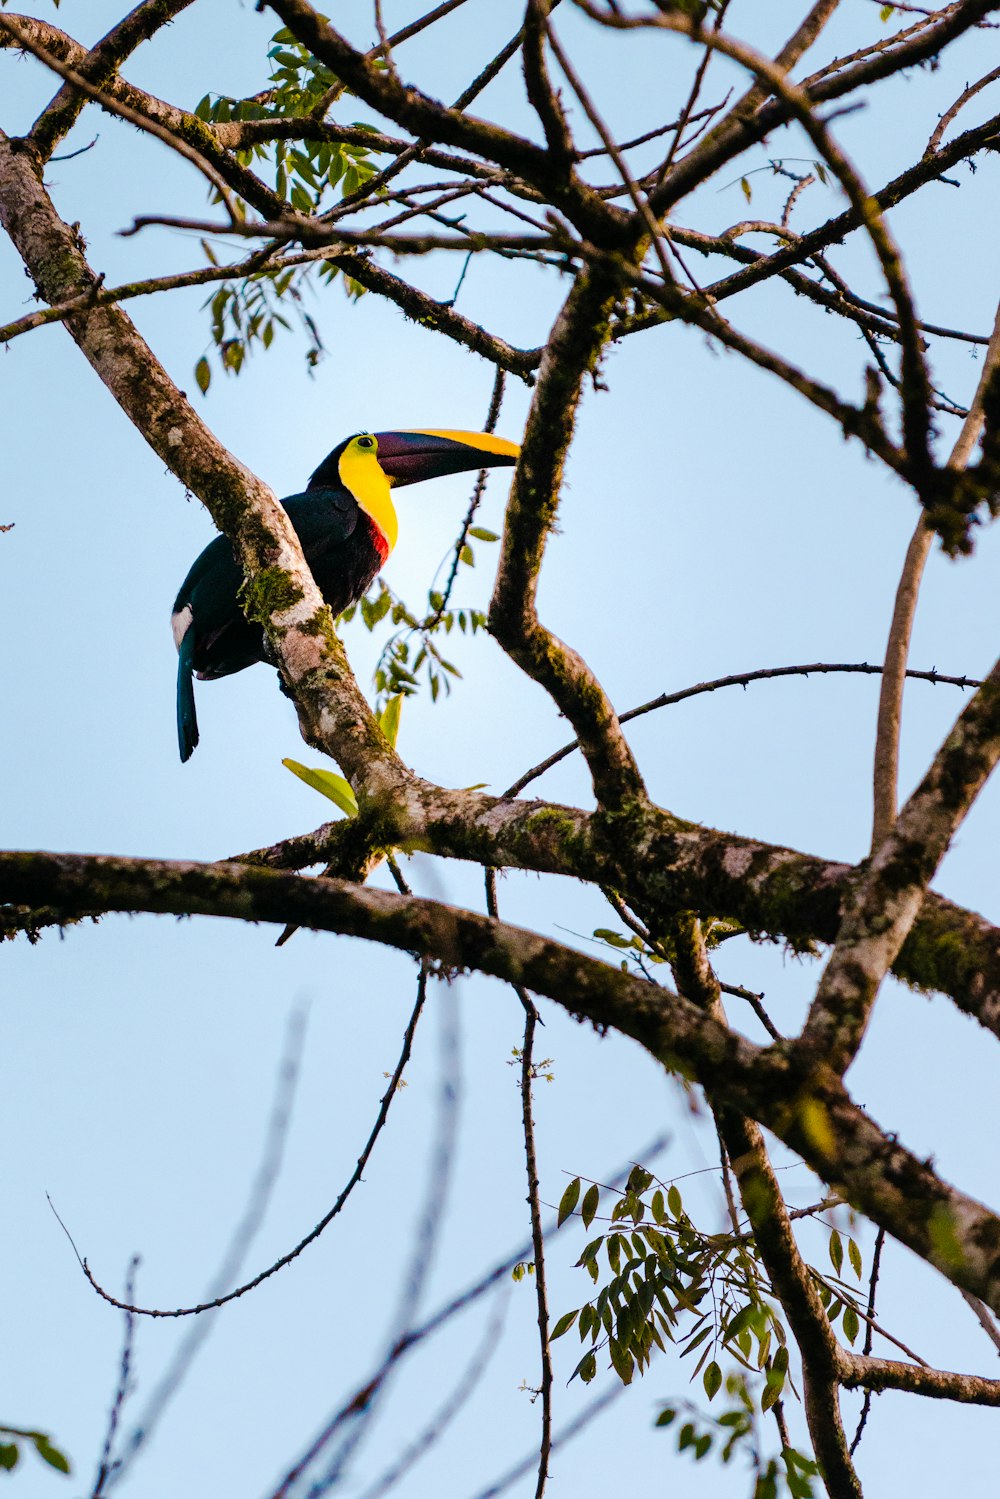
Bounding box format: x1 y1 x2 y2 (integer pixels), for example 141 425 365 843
373 429 519 488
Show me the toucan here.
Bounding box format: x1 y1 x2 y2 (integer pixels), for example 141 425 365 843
172 429 519 761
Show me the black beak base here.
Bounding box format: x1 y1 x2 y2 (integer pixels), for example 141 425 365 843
373 430 519 487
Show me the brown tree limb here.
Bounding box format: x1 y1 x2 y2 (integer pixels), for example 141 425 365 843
7 849 1000 1316
631 11 935 493
671 914 861 1499
0 14 290 222
671 109 1000 320
872 298 1000 846
801 655 1000 1072
265 0 629 246
844 1354 1000 1404
0 14 240 214
489 269 647 809
27 0 196 161
646 0 1000 211
0 128 406 798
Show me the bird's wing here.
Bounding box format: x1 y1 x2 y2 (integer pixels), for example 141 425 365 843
283 487 360 558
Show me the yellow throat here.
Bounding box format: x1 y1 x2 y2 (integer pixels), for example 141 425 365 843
338 439 398 554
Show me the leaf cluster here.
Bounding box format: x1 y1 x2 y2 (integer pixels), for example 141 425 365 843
551 1167 870 1486
342 568 492 709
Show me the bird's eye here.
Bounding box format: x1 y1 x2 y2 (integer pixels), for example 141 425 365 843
357 435 375 450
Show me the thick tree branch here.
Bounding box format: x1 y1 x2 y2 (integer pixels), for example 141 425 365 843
872 299 1000 845
671 914 861 1499
27 0 196 161
489 270 647 809
224 776 1000 1047
0 129 405 797
265 0 628 246
646 0 1000 211
845 1353 1000 1404
801 656 1000 1072
7 849 1000 1314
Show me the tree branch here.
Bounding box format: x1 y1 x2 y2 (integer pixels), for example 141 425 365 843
0 128 406 797
27 0 196 161
872 297 1000 845
7 849 1000 1314
801 655 1000 1072
489 269 647 809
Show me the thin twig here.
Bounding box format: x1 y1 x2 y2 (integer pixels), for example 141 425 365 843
926 64 1000 154
294 958 459 1497
79 976 427 1319
355 1295 509 1499
89 1256 139 1497
486 869 552 1499
427 368 506 627
850 1226 886 1454
503 661 982 798
467 1383 627 1499
959 1288 1000 1356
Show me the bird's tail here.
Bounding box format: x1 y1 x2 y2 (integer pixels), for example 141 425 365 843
177 629 199 762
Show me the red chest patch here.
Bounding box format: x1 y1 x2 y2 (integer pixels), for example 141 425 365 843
366 515 390 565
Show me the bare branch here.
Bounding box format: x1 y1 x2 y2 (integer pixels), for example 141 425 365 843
490 270 647 808
802 654 1000 1073
26 0 196 160
872 298 1000 845
8 850 1000 1311
0 15 240 214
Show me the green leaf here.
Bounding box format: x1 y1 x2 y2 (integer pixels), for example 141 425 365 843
576 1350 597 1383
880 4 894 20
581 1183 600 1229
33 1438 70 1475
551 1309 579 1340
460 544 474 566
667 1184 683 1217
740 176 752 203
378 693 403 747
760 1379 782 1412
558 1177 581 1226
0 1445 18 1471
655 1407 676 1427
829 1229 844 1276
608 1337 634 1385
842 1304 860 1345
594 928 632 948
848 1237 863 1279
467 526 499 542
282 759 358 816
703 1360 722 1400
681 1325 711 1358
194 356 211 395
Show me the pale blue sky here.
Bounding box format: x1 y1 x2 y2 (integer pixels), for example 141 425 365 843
3 4 1000 1496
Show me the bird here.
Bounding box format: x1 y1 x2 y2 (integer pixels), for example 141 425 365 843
171 429 519 761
